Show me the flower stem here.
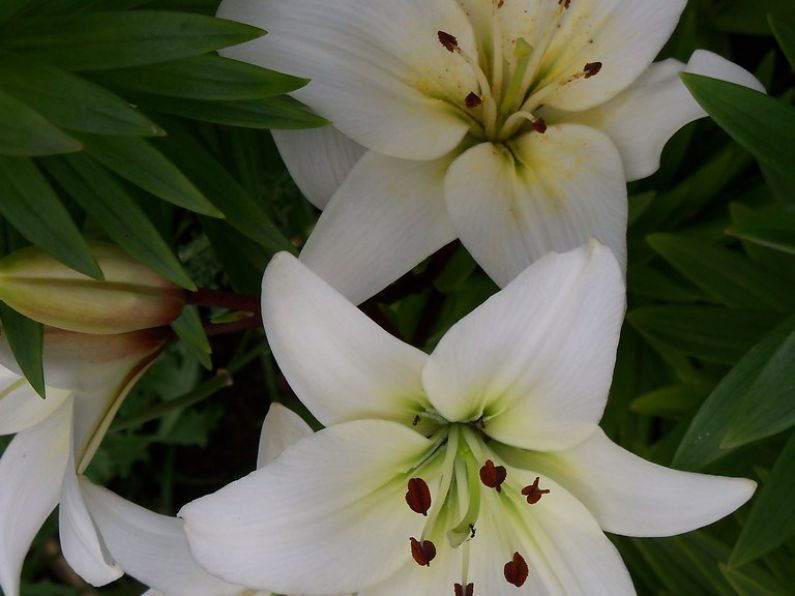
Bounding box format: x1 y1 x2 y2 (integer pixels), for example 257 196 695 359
186 288 260 313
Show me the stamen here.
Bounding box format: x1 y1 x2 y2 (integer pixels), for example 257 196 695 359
499 111 547 140
521 477 550 504
465 92 483 109
410 537 437 567
455 583 475 596
406 478 432 516
584 61 603 78
479 459 507 492
448 441 482 548
503 552 529 587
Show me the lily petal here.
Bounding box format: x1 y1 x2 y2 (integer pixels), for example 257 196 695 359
522 428 757 538
256 403 314 468
263 253 429 427
79 479 245 596
470 474 635 595
536 0 687 111
0 366 71 435
0 400 71 596
59 448 122 587
218 0 474 160
559 50 766 181
444 125 627 288
300 151 457 304
272 127 365 210
424 242 625 452
181 420 432 594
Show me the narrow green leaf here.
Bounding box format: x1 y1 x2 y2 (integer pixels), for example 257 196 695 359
628 264 704 304
171 305 211 370
96 54 307 101
731 430 795 566
682 74 794 179
713 0 795 35
722 564 791 596
0 303 45 398
130 93 328 129
674 316 795 470
42 155 196 290
0 89 82 156
770 15 795 71
729 206 795 256
628 307 782 365
0 50 163 138
0 157 100 278
647 234 794 312
721 323 795 447
157 123 295 254
0 11 264 71
79 135 222 217
630 384 711 420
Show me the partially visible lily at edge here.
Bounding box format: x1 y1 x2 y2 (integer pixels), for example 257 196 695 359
181 244 755 595
218 0 764 303
81 403 347 596
0 328 166 596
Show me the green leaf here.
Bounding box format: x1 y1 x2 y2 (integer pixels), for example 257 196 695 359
721 321 795 448
630 383 711 420
0 11 264 71
96 54 307 101
674 316 795 470
628 264 703 304
0 157 100 278
770 14 795 71
731 430 795 567
0 303 45 398
628 306 782 365
129 93 328 129
0 89 82 156
722 565 789 596
42 155 196 290
713 0 795 35
156 123 294 255
0 50 163 138
171 305 211 370
729 206 795 256
647 234 794 312
681 74 794 179
78 134 222 217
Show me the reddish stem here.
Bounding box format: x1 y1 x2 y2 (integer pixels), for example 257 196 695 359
187 289 260 313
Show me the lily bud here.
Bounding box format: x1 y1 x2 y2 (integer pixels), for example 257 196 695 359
0 244 185 334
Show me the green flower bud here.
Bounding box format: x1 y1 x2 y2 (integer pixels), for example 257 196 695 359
0 244 185 335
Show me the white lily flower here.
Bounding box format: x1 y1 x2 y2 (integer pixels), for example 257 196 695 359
0 329 165 596
217 0 764 302
79 403 344 596
181 245 756 595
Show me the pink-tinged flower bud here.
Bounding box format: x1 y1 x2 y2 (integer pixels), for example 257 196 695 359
0 244 185 334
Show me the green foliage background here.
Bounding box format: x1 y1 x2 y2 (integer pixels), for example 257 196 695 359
0 0 793 594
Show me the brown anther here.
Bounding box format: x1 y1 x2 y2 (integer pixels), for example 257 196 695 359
503 552 529 587
521 477 550 504
454 582 475 596
438 31 459 53
532 118 548 134
406 478 432 516
558 0 571 7
410 537 437 567
584 61 603 78
479 459 507 492
497 0 504 7
465 92 483 109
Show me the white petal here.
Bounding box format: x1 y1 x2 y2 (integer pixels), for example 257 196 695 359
79 479 245 596
559 50 766 181
525 428 756 538
0 400 71 596
218 0 474 160
444 125 627 288
256 403 314 468
424 242 625 451
272 127 365 210
535 0 687 111
59 440 122 587
181 420 432 594
0 366 72 435
300 151 457 304
470 473 635 595
263 253 429 427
